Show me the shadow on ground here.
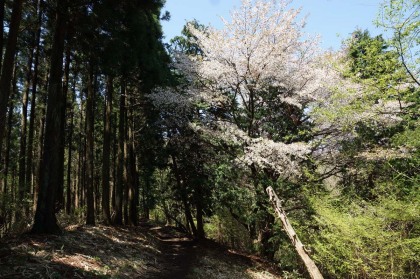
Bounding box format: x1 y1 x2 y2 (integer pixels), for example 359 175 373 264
0 222 282 279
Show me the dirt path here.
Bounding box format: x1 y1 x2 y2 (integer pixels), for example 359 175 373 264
0 223 282 278
144 225 283 279
145 226 198 279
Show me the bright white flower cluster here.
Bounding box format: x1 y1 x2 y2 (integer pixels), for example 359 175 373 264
189 121 249 145
238 138 310 178
190 120 311 178
183 0 324 110
148 85 229 118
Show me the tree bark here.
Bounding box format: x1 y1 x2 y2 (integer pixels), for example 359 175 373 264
33 70 48 213
7 64 19 224
127 106 138 226
194 184 205 239
101 75 113 224
123 106 129 225
111 120 117 211
0 0 4 196
55 46 71 212
142 178 150 219
65 71 77 214
113 80 126 225
66 96 74 214
3 100 14 193
85 63 95 225
31 0 68 234
0 0 5 70
75 108 82 212
1 74 15 217
0 0 24 156
26 0 43 207
266 186 323 279
18 39 36 216
196 199 205 239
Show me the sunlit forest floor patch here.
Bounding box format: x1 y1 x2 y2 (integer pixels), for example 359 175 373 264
0 222 282 278
187 242 282 279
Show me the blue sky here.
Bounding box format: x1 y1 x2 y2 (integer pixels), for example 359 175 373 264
161 0 386 50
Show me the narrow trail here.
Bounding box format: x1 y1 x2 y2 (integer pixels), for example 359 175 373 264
145 226 198 279
0 223 282 278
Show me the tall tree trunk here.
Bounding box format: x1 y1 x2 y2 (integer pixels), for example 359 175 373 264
18 43 36 217
123 106 129 225
0 0 5 70
66 73 76 214
0 0 5 197
266 187 324 279
55 46 71 213
111 122 117 210
113 80 126 225
0 0 24 156
182 185 196 237
78 98 86 213
195 187 205 239
9 62 19 225
66 103 74 214
1 76 15 220
75 107 83 212
128 106 138 226
26 0 43 207
33 70 48 213
142 177 150 219
101 75 113 224
31 0 68 234
85 64 95 225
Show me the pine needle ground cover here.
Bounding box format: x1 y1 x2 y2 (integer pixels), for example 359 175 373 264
0 223 282 278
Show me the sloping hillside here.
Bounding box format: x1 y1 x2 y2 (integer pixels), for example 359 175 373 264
0 222 282 279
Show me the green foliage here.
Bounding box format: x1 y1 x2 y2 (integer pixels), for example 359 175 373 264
311 192 420 278
271 224 301 271
376 0 420 85
306 25 420 278
393 125 420 148
205 209 254 252
346 30 404 86
169 19 207 56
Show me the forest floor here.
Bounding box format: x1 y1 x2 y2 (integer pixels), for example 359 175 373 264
0 221 282 278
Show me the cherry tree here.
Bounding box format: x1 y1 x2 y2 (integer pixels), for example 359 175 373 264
155 0 331 175
151 0 411 187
